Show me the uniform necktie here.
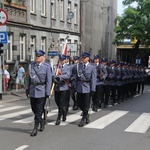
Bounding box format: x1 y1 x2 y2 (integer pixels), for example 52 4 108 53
61 65 63 69
83 64 86 69
37 64 40 69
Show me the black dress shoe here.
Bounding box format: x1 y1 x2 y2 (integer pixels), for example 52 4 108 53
30 122 39 136
86 115 90 124
39 120 45 132
31 128 38 136
98 104 101 109
55 118 61 125
62 115 66 122
78 119 85 127
92 107 97 112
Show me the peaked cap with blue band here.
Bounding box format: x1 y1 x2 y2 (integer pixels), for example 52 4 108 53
73 56 79 60
82 52 90 58
94 55 100 59
101 57 108 62
59 54 66 60
109 59 116 64
35 49 45 56
66 55 70 59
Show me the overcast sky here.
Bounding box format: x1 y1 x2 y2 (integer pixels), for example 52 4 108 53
117 0 137 15
117 0 126 15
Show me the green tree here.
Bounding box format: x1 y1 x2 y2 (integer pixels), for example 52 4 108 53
114 0 150 61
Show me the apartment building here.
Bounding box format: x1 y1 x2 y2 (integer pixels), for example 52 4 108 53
81 0 117 59
2 0 117 70
2 0 80 69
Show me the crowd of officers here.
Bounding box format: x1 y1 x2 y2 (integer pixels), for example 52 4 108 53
26 50 148 137
52 52 147 127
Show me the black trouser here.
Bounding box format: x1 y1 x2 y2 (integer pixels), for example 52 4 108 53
66 90 70 111
55 90 68 110
70 87 78 106
116 85 122 102
111 85 117 104
77 93 91 117
55 90 68 119
102 85 111 105
30 97 46 123
92 85 103 108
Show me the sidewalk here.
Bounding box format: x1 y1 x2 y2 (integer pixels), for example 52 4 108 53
0 89 28 103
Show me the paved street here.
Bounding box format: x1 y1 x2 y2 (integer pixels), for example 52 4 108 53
0 86 150 150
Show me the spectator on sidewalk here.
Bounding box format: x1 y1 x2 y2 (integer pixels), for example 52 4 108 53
15 64 26 92
4 65 10 91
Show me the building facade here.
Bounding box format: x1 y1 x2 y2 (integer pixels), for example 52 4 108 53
81 0 117 59
1 0 117 72
2 0 80 70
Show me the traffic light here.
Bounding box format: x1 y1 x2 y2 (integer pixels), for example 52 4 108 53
0 43 3 54
0 43 3 47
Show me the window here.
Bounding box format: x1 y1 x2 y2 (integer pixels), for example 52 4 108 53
60 0 64 21
41 0 46 16
6 34 13 62
51 0 56 18
74 4 78 24
30 0 36 13
67 1 71 23
30 36 36 61
20 35 26 61
41 37 46 53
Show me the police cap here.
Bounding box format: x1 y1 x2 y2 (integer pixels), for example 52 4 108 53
73 56 79 60
109 59 116 64
94 55 100 59
82 52 90 58
59 54 66 60
35 49 45 56
101 57 108 62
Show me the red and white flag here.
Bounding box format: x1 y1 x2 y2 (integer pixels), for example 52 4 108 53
62 40 68 55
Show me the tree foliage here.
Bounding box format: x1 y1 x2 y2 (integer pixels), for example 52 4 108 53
114 0 150 47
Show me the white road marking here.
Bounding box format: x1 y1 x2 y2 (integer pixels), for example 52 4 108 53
0 109 32 121
125 113 150 133
13 109 58 123
15 145 29 150
0 105 4 108
0 106 26 113
134 94 141 97
48 110 101 126
84 110 129 129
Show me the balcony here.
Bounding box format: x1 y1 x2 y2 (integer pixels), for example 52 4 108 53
4 0 26 10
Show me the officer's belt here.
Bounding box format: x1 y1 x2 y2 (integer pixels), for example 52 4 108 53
78 78 90 83
31 82 46 86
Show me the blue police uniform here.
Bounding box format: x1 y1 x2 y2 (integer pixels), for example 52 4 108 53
69 56 80 110
75 52 96 127
101 58 111 108
92 55 104 111
109 60 117 105
53 55 71 125
26 49 52 136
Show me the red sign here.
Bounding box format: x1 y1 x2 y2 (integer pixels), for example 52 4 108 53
0 9 8 26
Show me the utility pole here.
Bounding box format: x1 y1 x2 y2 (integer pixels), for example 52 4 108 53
0 0 4 100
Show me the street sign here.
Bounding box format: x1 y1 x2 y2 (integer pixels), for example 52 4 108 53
0 9 8 25
0 31 8 43
48 51 58 56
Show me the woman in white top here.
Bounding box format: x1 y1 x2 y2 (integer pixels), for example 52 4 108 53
4 65 10 90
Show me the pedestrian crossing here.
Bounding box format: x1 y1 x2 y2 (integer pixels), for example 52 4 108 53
0 104 150 134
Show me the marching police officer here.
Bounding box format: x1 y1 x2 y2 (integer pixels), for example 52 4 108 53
109 60 117 105
101 58 110 108
70 56 80 110
53 55 71 125
75 52 96 127
26 49 52 136
92 55 103 111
